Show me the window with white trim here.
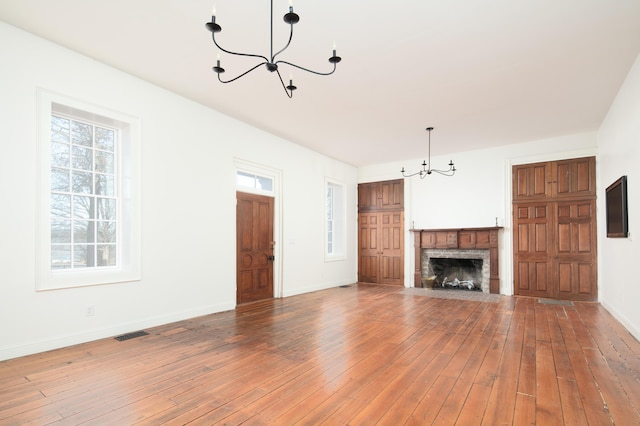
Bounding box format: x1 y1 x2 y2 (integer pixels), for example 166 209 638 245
325 179 345 260
37 91 141 290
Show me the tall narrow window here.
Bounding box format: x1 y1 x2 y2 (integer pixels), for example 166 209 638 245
326 179 345 260
50 114 118 269
37 90 141 290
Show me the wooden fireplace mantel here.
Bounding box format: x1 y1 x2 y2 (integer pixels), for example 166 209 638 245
411 227 503 293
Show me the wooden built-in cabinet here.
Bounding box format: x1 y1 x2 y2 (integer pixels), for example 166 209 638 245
358 179 404 286
513 157 597 301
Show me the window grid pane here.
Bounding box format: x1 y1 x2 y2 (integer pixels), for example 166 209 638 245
325 180 345 259
327 184 335 254
236 171 273 191
50 114 118 270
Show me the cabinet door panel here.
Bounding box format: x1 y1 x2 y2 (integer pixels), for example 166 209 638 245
357 182 378 212
555 157 596 198
379 212 404 284
514 203 553 298
358 213 380 282
513 162 550 200
554 200 597 300
380 180 404 210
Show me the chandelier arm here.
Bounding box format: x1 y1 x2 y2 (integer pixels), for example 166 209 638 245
401 170 422 178
429 169 455 176
212 34 269 62
401 167 428 178
272 25 294 62
275 69 294 98
274 60 337 76
217 62 267 84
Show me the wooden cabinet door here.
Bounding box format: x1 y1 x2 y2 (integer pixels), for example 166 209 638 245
358 212 380 283
358 182 378 212
513 203 554 298
554 157 596 199
555 199 597 301
513 162 551 200
379 211 404 284
379 180 404 210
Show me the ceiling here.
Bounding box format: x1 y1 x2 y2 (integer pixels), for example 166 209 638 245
2 0 640 167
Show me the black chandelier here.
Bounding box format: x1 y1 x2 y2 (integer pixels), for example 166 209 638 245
205 1 341 98
401 127 456 179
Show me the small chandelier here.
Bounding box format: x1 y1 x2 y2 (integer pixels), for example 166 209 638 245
205 0 342 98
401 127 456 179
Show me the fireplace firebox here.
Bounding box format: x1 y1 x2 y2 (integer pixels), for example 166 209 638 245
427 256 484 291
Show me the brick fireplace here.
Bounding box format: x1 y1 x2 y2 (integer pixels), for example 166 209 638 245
411 227 502 293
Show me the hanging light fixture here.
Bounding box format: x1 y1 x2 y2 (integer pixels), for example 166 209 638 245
401 127 456 179
205 0 341 98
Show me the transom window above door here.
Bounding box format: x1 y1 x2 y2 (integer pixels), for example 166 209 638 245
236 171 273 193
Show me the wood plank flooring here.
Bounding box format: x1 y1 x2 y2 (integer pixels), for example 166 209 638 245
1 283 640 425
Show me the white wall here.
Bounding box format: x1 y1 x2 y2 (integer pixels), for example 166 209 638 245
359 132 598 294
598 52 640 340
0 22 357 361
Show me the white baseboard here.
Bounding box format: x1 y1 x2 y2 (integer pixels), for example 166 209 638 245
0 302 235 361
282 280 355 298
600 300 640 342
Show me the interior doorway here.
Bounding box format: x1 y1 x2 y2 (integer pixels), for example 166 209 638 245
236 192 274 304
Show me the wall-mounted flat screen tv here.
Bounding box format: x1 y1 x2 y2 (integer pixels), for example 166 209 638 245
606 175 628 238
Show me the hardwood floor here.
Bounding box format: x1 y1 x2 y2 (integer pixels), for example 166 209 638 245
1 284 640 425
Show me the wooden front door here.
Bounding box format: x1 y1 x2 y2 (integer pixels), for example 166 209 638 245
513 157 597 301
236 192 274 304
358 179 404 286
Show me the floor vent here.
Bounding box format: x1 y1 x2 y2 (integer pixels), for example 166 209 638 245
538 299 574 306
114 331 149 341
339 285 352 288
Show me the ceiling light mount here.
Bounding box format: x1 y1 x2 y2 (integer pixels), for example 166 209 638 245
205 1 341 98
401 127 456 179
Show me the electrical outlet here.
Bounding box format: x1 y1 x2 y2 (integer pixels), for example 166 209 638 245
86 305 95 317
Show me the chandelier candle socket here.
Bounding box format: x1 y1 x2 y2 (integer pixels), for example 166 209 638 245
401 127 456 179
205 0 341 98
